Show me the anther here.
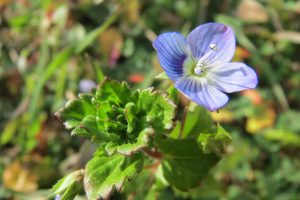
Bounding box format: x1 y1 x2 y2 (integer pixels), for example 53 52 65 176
196 62 204 68
209 43 217 51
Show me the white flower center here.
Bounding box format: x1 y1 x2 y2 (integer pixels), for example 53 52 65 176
194 66 203 75
184 43 219 77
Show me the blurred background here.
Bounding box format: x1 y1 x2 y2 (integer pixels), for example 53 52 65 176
0 0 300 199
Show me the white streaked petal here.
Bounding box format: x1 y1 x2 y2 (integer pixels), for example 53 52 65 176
207 62 258 93
187 23 236 65
175 77 229 111
153 32 187 81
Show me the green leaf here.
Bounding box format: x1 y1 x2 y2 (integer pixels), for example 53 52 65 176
157 138 220 190
84 154 143 200
169 121 181 139
0 119 18 145
154 72 169 80
185 104 215 135
276 110 300 132
60 181 82 200
125 102 138 133
138 88 176 133
56 78 176 156
105 127 155 156
51 169 84 199
29 47 74 122
167 85 179 104
26 47 74 151
262 129 300 147
170 104 214 139
95 77 133 105
71 116 118 141
55 94 95 129
198 124 232 155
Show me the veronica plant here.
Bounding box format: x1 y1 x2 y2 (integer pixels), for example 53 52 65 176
50 23 253 200
153 23 258 111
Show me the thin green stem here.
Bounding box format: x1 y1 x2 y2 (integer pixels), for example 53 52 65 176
179 100 190 138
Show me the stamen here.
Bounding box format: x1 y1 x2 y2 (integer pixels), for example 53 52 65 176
194 66 203 75
209 43 217 51
195 43 218 70
196 62 204 68
197 50 213 66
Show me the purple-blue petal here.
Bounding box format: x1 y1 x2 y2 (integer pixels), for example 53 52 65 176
187 23 235 65
175 77 229 111
207 62 258 93
79 79 97 93
153 32 187 81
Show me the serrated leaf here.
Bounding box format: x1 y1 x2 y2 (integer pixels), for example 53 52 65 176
154 72 169 80
198 124 232 155
138 88 176 133
51 169 84 198
59 181 82 200
56 77 176 156
125 102 138 133
84 154 143 200
55 94 95 129
105 127 154 156
157 138 220 191
71 116 119 143
95 78 133 105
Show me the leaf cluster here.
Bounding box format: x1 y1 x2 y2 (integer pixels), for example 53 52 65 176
53 78 232 200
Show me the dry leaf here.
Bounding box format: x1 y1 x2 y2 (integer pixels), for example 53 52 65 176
123 0 140 24
246 107 276 134
236 0 268 23
3 160 38 192
273 31 300 44
0 0 11 7
241 89 262 105
233 46 251 61
211 109 234 123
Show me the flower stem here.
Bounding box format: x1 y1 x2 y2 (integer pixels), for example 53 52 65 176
179 100 190 138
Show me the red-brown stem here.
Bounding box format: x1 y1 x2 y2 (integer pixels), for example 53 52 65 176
143 161 161 171
143 148 162 160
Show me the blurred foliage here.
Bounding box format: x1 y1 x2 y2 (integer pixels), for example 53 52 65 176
1 0 300 199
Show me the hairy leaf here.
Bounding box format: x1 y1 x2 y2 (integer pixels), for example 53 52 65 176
56 78 176 156
51 169 84 199
84 154 143 200
56 94 95 129
138 88 175 133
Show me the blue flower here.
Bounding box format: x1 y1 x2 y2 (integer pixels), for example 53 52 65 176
153 23 258 111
